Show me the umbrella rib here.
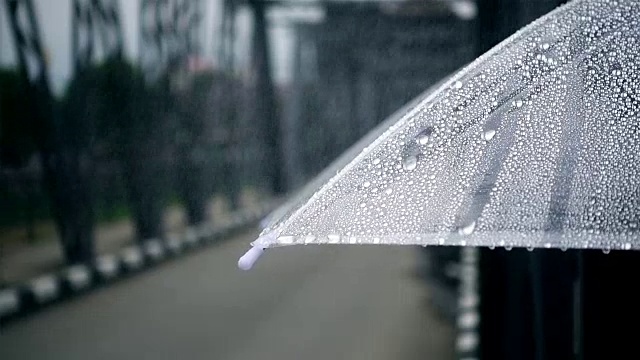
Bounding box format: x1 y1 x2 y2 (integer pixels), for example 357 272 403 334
443 17 631 247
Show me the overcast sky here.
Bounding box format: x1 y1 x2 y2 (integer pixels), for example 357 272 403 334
0 0 305 93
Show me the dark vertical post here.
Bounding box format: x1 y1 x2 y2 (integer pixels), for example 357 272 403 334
249 0 283 194
281 27 304 191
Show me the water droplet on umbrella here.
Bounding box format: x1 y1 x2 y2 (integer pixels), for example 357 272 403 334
483 129 497 141
458 221 476 235
372 158 381 165
402 155 418 171
416 127 434 145
453 80 463 89
278 236 295 244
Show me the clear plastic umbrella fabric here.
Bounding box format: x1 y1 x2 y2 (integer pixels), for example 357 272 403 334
246 0 640 263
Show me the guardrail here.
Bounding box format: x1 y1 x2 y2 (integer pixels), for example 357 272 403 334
456 247 480 360
0 202 275 325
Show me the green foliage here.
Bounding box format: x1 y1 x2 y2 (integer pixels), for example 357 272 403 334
61 59 166 158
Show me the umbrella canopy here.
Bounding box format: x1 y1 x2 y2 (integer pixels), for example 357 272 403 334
240 0 640 269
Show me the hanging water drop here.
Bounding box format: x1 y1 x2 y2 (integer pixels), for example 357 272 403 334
602 248 611 254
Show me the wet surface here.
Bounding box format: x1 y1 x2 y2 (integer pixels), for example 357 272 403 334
0 229 454 360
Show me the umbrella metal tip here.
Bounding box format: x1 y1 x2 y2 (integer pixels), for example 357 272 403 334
238 246 265 271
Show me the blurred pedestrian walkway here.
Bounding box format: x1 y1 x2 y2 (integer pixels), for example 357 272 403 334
0 229 454 360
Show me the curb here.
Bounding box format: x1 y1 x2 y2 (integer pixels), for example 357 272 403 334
456 247 480 360
0 202 274 325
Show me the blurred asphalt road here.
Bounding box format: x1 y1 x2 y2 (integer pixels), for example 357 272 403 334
0 228 454 360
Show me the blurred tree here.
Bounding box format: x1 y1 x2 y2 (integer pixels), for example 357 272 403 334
5 0 95 264
63 59 168 242
95 60 169 241
172 71 214 225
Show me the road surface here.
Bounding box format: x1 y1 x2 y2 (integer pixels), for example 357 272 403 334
0 228 455 360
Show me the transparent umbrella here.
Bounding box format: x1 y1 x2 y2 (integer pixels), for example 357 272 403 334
240 0 640 270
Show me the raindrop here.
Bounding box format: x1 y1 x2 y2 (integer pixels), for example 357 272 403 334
363 181 371 188
526 246 534 252
488 245 495 250
458 221 476 236
453 80 463 89
327 234 340 244
416 127 434 145
372 158 381 165
602 248 611 254
483 129 497 141
385 188 393 195
402 155 418 171
624 243 632 250
505 246 513 251
278 236 295 244
514 100 524 108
